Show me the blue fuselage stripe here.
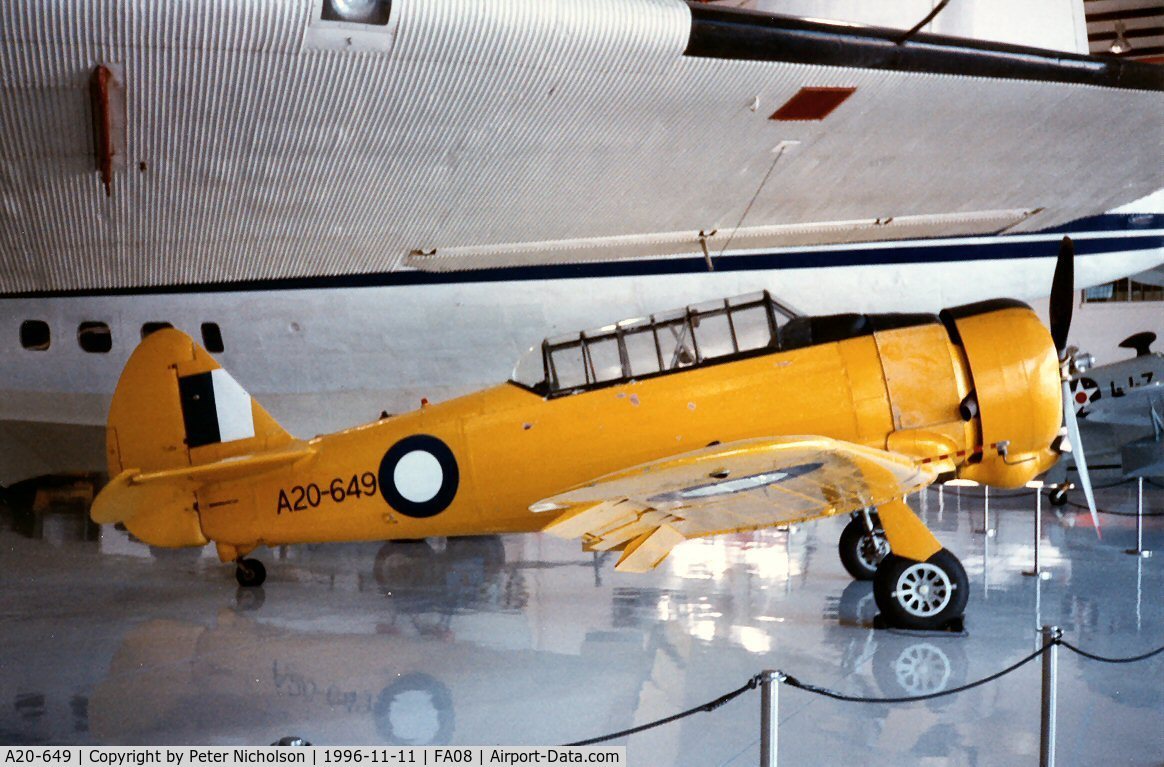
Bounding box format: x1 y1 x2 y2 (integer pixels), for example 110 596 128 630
3 217 1162 298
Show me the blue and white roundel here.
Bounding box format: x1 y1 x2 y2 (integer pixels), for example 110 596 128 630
378 435 459 518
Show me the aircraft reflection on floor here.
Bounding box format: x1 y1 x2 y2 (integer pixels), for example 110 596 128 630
1 484 1161 761
89 612 643 745
84 583 983 750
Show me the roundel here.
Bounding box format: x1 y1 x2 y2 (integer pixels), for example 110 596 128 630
378 434 459 518
1070 377 1101 413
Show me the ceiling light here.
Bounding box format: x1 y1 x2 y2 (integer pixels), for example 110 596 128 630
1109 21 1132 55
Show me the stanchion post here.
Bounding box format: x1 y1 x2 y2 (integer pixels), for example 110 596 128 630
1125 476 1152 558
1024 482 1046 578
1039 625 1062 767
760 670 784 767
1139 476 1145 553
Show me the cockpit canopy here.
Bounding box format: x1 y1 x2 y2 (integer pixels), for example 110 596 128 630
512 290 947 397
511 292 798 396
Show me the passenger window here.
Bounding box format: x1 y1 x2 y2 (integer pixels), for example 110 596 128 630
692 311 736 361
586 336 623 383
731 304 775 352
622 326 661 377
550 343 587 390
20 320 50 351
201 322 224 353
78 322 112 353
141 322 173 339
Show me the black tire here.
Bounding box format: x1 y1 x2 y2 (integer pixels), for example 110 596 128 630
235 558 267 588
839 513 888 581
1049 487 1068 507
873 549 968 631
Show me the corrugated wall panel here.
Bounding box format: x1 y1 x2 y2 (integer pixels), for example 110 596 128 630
0 0 1160 292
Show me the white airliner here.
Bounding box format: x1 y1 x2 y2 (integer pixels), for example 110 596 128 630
0 0 1162 486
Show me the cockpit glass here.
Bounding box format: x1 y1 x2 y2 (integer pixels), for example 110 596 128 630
586 334 623 383
511 344 546 388
510 291 793 396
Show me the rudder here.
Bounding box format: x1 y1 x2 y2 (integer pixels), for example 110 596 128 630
106 328 293 476
95 329 294 546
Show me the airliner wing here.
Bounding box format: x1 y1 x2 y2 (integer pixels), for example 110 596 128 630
531 436 936 572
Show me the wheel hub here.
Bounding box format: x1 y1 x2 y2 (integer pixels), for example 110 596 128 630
858 532 889 570
893 562 954 617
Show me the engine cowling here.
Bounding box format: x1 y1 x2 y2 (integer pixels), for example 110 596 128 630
940 299 1062 487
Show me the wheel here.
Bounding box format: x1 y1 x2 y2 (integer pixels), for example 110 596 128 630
1049 487 1068 507
873 549 968 630
235 558 266 587
839 513 889 581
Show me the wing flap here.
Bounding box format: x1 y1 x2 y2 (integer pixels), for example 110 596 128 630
534 436 936 570
616 524 687 573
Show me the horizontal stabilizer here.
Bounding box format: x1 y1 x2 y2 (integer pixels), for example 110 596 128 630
90 470 207 547
92 445 313 547
129 445 314 487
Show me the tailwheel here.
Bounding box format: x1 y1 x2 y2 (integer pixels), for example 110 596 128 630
235 558 267 588
839 511 889 581
873 549 968 631
1049 486 1068 507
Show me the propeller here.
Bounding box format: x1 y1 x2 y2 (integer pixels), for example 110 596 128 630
1050 236 1100 537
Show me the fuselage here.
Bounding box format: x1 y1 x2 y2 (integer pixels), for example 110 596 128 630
177 300 1061 557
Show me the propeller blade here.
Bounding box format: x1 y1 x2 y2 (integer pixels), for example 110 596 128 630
1062 378 1101 538
1049 236 1075 355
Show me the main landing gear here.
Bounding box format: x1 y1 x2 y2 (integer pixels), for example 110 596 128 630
838 510 889 580
235 557 267 588
838 503 968 631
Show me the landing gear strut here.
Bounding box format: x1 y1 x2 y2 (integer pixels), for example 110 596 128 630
873 549 968 631
235 557 267 588
838 509 889 581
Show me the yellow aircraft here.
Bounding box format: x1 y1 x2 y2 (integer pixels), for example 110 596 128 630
91 240 1095 630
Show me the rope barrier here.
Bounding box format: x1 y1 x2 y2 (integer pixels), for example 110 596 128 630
563 674 760 746
562 635 1164 745
782 645 1048 704
1059 640 1164 664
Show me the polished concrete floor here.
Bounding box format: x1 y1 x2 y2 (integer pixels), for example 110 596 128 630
1 480 1162 765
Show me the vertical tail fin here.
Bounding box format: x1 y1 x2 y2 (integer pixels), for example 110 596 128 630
106 329 293 477
94 329 295 548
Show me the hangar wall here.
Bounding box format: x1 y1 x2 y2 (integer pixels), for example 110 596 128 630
735 0 1088 53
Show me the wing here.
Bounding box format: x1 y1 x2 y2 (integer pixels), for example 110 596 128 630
1081 385 1164 427
530 436 936 572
